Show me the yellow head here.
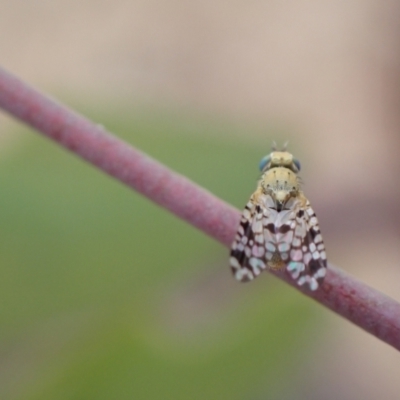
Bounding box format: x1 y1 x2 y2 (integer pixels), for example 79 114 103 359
259 151 301 173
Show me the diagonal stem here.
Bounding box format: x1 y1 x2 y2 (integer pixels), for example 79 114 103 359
0 66 399 351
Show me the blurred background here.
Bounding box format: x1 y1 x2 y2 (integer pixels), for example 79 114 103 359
1 1 400 399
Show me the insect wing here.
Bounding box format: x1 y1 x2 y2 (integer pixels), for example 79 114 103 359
230 196 327 291
285 201 327 290
230 199 268 282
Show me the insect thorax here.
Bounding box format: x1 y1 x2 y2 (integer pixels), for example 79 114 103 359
259 167 300 209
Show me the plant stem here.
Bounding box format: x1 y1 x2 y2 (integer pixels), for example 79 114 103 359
0 66 399 351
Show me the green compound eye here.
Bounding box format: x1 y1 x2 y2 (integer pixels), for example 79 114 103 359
259 155 271 171
293 158 301 171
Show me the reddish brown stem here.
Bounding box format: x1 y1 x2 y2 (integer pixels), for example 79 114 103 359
0 66 399 351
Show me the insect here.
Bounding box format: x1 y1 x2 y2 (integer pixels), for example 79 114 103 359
229 145 327 291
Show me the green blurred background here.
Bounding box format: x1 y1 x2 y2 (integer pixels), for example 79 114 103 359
0 110 324 400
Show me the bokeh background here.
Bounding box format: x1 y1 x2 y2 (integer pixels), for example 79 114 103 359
1 1 400 399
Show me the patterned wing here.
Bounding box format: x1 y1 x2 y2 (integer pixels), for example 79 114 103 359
230 197 269 282
284 200 327 291
230 195 327 291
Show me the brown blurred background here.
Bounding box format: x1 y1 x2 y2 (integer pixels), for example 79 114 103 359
1 1 400 399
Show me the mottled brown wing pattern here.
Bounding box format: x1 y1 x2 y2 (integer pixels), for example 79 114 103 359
230 199 268 282
285 201 327 290
230 193 298 282
230 196 327 291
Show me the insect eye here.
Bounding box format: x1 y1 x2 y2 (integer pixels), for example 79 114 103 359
259 155 271 171
293 158 301 171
